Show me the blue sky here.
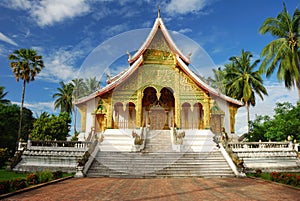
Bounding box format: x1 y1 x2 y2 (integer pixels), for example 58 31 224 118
0 0 299 135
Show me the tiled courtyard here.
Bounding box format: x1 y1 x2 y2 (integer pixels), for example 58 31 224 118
3 177 300 201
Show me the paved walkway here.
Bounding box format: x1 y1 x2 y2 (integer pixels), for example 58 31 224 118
3 177 300 201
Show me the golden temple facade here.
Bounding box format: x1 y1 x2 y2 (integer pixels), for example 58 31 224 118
75 13 243 136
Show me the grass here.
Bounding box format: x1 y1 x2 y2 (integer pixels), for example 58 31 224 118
0 166 74 182
0 168 27 181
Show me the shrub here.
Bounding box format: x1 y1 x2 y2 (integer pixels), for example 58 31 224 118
254 169 262 177
0 148 9 168
11 178 27 190
38 170 53 183
26 173 39 185
53 171 63 180
0 180 11 195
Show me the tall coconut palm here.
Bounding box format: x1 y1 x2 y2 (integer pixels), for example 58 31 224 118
0 86 10 105
225 50 268 133
53 81 74 115
259 3 300 99
207 67 226 94
8 48 44 146
71 78 85 133
84 77 100 96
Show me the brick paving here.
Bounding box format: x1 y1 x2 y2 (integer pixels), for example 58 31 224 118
3 177 300 201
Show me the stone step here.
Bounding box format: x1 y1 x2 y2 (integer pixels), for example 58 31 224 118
86 148 234 178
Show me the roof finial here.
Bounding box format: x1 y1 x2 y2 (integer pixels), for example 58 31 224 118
158 5 161 18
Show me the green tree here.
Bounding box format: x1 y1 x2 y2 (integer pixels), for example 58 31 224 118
8 48 44 145
225 50 268 133
84 77 100 95
71 78 85 133
72 78 85 99
53 81 74 115
259 4 300 99
0 86 10 105
247 115 271 142
247 102 300 141
0 104 34 155
30 112 71 140
207 67 226 94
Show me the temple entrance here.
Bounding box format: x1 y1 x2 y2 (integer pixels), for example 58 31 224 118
142 87 175 130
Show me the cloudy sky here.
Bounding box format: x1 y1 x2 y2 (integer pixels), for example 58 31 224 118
0 0 299 135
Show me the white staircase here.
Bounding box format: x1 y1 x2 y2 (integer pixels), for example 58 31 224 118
182 130 217 152
143 130 172 152
99 129 134 152
86 129 235 178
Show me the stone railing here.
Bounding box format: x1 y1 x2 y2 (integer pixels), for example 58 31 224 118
228 141 292 152
28 140 92 149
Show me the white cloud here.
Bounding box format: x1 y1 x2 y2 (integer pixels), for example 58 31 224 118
235 83 298 135
32 0 90 27
165 0 210 15
2 0 90 27
3 0 31 10
0 32 18 46
178 28 193 34
103 23 129 36
12 101 55 116
39 48 82 82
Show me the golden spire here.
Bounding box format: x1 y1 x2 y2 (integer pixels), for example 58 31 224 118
158 5 161 18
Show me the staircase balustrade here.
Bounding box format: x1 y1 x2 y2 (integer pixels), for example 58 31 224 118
228 141 292 151
29 140 92 149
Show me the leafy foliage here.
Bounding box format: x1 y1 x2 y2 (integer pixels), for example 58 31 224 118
0 148 9 169
212 50 268 133
247 102 300 141
259 3 300 99
0 104 34 156
53 82 74 115
0 86 10 105
30 112 71 140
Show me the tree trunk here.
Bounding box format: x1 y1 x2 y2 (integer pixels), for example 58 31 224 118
16 80 26 151
246 102 250 134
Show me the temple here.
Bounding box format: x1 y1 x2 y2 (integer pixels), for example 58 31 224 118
13 12 299 178
75 12 243 141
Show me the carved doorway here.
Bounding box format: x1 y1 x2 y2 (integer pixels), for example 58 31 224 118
142 87 175 130
149 105 166 130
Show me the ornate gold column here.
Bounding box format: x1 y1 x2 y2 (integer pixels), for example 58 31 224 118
78 105 87 132
174 68 180 128
106 94 113 128
229 105 238 133
136 89 143 128
203 96 211 129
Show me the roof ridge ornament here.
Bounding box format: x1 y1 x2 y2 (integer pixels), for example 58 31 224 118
158 5 161 18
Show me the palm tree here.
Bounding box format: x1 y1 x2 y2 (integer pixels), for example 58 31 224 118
8 48 44 146
225 50 268 133
259 3 300 99
72 78 85 99
0 86 10 105
207 67 226 94
71 78 85 133
84 77 100 95
53 81 74 115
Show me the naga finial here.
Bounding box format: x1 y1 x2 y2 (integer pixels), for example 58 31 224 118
158 5 161 18
126 51 131 59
